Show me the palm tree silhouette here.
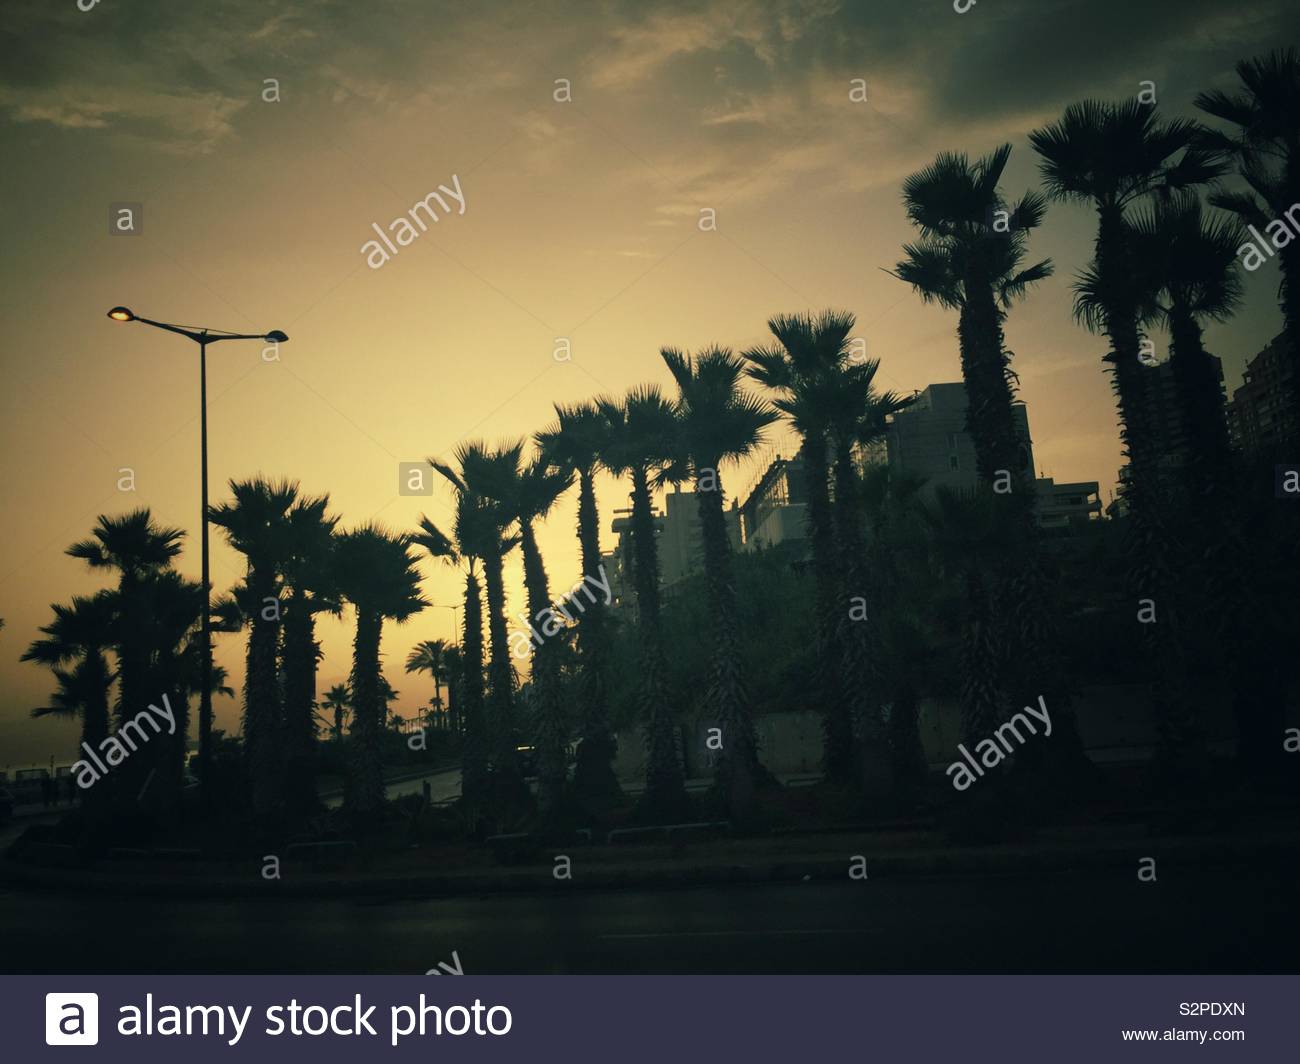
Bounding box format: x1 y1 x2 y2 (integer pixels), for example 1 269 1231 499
1030 101 1224 511
482 450 574 818
24 593 116 807
1197 48 1300 430
536 400 622 802
209 478 299 817
432 443 525 800
599 385 689 820
415 503 490 807
661 345 777 820
405 639 450 728
893 144 1052 491
334 524 427 816
321 682 351 742
279 492 339 815
66 510 184 728
744 312 854 782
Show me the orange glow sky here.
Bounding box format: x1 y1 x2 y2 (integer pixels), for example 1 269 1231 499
1 0 1293 768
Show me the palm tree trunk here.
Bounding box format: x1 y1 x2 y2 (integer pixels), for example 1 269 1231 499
481 549 520 788
573 466 620 800
281 594 318 818
800 435 850 782
958 276 1024 487
1168 306 1232 482
1096 206 1202 782
694 469 758 821
459 571 488 805
630 466 686 818
345 609 385 816
519 521 567 818
832 442 892 799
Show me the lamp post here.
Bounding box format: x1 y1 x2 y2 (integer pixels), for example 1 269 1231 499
431 603 461 645
106 307 288 803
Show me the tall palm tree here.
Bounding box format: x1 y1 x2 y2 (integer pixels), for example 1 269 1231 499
893 145 1052 492
661 345 777 819
826 358 915 799
599 385 689 819
1123 194 1244 480
1031 102 1224 785
1197 48 1300 431
278 493 340 817
321 683 351 741
415 502 490 806
1030 101 1225 512
66 510 184 730
482 452 574 818
334 524 427 816
209 478 301 816
431 442 525 800
536 400 621 801
743 313 855 782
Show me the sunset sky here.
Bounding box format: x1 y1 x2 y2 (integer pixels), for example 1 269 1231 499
1 0 1293 768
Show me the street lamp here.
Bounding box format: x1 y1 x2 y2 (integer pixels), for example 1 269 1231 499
107 307 288 801
431 602 461 645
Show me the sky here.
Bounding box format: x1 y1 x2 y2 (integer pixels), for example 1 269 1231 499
1 0 1294 769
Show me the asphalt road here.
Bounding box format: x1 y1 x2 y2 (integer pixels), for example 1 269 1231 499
2 867 1295 973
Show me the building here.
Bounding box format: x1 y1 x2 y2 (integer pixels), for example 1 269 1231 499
737 453 808 551
604 486 743 608
1227 333 1295 453
885 381 1099 529
1139 353 1228 475
1035 478 1103 529
885 382 1035 494
658 485 741 586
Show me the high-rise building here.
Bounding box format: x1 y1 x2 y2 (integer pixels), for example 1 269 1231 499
1227 333 1295 453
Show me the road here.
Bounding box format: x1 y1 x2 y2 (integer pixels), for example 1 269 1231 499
2 867 1295 973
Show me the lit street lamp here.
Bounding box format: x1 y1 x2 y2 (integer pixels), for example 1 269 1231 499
107 307 288 801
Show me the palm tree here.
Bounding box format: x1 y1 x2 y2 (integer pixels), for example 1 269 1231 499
661 345 777 819
481 451 574 818
334 524 427 816
893 145 1052 492
536 400 621 801
405 639 450 730
599 385 689 819
431 443 525 799
1124 194 1243 480
321 683 351 741
414 502 490 807
826 357 915 799
1197 48 1300 431
279 493 340 817
24 592 116 807
209 478 301 816
66 510 184 730
1029 101 1225 513
743 313 854 782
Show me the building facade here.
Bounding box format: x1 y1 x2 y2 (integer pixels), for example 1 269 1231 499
1227 333 1295 453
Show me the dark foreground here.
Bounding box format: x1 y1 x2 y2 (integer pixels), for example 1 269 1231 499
3 865 1295 974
